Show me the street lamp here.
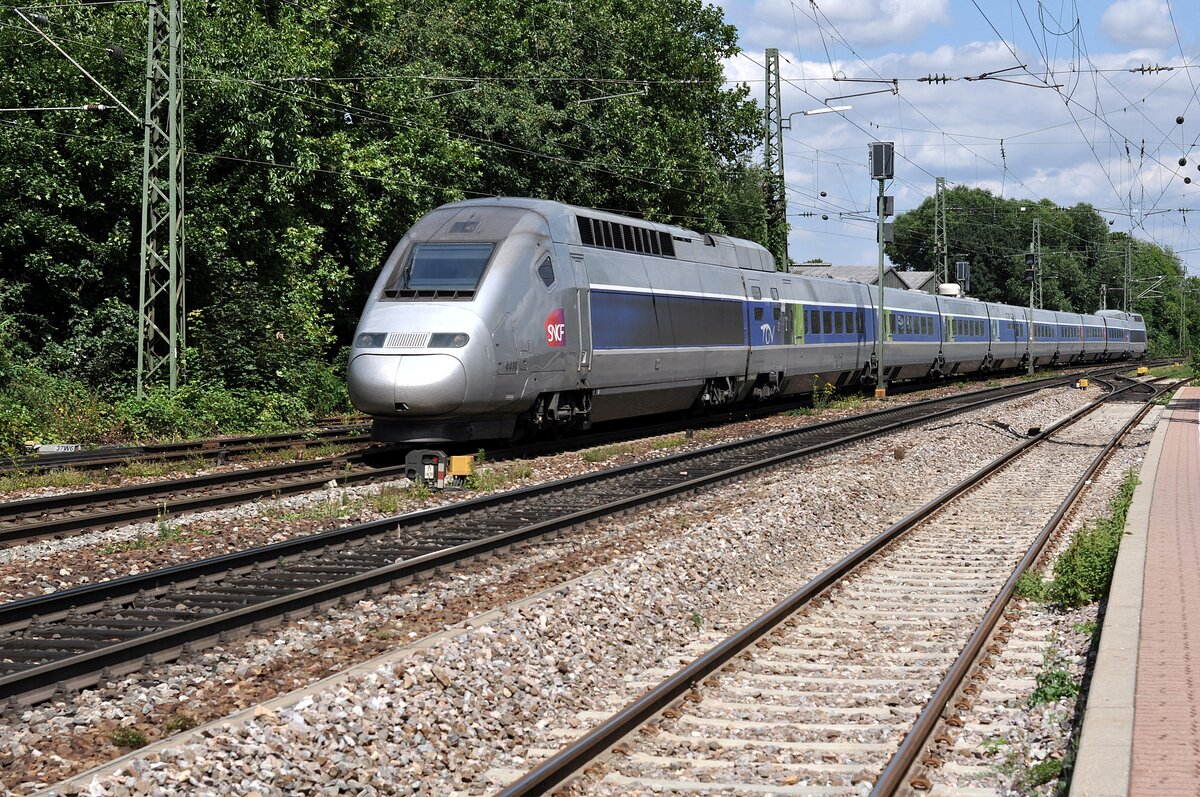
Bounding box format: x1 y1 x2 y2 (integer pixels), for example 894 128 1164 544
781 104 853 129
768 103 852 267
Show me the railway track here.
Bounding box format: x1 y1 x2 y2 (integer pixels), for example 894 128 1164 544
0 451 407 546
0 369 1135 706
0 365 1151 549
489 377 1175 796
0 423 371 477
0 364 1148 480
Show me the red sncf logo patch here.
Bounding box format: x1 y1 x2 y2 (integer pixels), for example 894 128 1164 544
545 308 566 347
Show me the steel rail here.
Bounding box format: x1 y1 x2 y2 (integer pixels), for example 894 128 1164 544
0 372 1104 704
0 370 1090 630
0 458 408 544
493 376 1154 797
0 375 1063 545
869 377 1183 795
0 425 371 475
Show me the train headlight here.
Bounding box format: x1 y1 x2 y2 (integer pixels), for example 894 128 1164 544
356 332 386 348
428 332 470 348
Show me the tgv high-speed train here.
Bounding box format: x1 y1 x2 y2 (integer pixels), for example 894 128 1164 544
348 198 1147 443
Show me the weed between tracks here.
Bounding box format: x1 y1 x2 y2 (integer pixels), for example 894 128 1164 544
1016 469 1138 609
247 443 354 463
109 728 148 749
117 458 206 479
0 467 92 492
987 468 1140 795
580 432 692 464
1029 648 1080 706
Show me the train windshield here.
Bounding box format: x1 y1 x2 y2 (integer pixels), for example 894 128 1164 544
402 243 495 291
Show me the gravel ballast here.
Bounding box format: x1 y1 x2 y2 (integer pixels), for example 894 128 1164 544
0 384 1149 795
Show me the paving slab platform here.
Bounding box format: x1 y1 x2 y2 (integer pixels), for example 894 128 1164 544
1071 385 1200 796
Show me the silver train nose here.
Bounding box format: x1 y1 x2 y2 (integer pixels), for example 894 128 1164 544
348 353 467 415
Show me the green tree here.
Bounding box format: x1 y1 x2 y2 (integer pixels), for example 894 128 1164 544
2 0 763 396
888 185 1184 338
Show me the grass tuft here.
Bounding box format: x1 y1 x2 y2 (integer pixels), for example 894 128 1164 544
111 727 149 748
1045 469 1138 609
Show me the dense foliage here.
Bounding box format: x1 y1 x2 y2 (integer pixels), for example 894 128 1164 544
2 4 1193 455
0 0 765 452
888 186 1197 356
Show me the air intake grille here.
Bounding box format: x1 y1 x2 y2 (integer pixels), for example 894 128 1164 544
576 216 675 259
384 332 430 349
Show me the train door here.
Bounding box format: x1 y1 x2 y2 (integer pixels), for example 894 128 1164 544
746 278 769 376
856 285 873 374
568 253 592 383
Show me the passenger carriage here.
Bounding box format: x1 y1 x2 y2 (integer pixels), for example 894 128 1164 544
936 294 992 375
1029 307 1060 366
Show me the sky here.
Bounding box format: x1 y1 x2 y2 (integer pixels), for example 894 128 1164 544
710 0 1200 279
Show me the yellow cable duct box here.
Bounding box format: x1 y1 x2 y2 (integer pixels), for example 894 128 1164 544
449 455 474 477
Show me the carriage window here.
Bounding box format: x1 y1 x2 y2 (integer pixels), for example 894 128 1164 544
770 288 780 300
889 314 896 334
823 311 833 334
754 308 763 321
774 306 781 320
751 286 762 299
856 311 865 333
835 313 844 334
537 257 555 288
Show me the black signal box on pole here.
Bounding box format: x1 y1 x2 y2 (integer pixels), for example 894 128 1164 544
870 142 894 179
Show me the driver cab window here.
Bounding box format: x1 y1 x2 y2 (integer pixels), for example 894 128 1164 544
537 256 555 288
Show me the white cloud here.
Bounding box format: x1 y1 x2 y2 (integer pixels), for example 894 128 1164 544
716 0 952 53
714 4 1199 267
1098 0 1175 48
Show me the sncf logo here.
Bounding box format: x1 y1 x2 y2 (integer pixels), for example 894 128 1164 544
545 308 566 347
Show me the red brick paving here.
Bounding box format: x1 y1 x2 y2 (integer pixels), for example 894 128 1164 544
1131 386 1200 796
